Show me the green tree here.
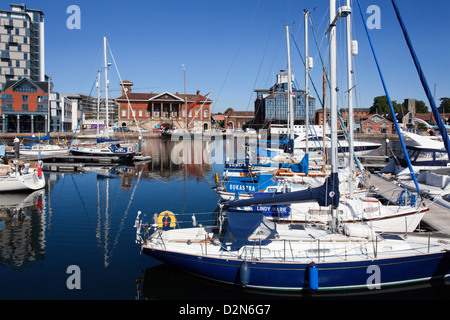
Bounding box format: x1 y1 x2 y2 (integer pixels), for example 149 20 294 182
224 107 234 115
369 95 401 114
439 97 450 114
415 100 429 113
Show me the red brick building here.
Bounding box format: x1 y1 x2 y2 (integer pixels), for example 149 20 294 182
0 77 49 133
361 114 393 134
224 110 255 130
116 81 213 131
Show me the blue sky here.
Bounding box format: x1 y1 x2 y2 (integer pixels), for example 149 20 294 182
15 0 450 113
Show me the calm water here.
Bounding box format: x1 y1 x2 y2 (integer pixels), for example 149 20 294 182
0 137 448 300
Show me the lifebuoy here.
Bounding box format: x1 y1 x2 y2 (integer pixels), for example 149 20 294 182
157 210 177 228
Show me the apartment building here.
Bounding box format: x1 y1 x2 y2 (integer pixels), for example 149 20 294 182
0 3 45 90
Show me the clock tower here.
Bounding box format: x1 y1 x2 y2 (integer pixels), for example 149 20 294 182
119 80 133 96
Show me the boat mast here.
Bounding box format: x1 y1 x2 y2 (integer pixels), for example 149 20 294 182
103 36 109 133
97 70 100 136
285 25 294 148
304 10 310 155
182 64 188 131
345 0 354 198
329 1 338 176
329 0 339 230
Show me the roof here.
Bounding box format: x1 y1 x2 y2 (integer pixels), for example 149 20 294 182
226 111 254 117
212 114 226 121
414 113 432 121
2 78 48 93
361 114 393 123
116 92 213 103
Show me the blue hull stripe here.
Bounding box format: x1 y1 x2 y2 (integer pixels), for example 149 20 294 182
143 247 450 291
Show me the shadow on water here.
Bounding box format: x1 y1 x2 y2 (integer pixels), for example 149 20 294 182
136 263 450 300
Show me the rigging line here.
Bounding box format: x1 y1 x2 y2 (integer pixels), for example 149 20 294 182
70 79 96 146
391 0 450 160
76 40 103 96
298 22 364 172
110 166 143 256
107 39 142 134
246 0 283 112
212 0 261 112
355 0 420 194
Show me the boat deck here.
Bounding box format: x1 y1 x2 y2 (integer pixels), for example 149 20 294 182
364 174 450 237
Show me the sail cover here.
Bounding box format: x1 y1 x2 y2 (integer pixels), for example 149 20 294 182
222 208 277 251
223 172 340 209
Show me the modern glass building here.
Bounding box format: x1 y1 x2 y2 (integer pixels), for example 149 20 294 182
253 71 315 129
0 3 45 90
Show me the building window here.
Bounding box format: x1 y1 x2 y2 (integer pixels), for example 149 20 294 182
37 95 47 103
13 82 36 93
203 108 208 118
22 103 28 111
121 107 126 117
22 95 28 102
138 109 143 117
1 94 13 102
367 122 371 126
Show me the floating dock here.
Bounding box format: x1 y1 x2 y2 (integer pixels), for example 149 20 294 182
364 174 450 237
11 153 151 172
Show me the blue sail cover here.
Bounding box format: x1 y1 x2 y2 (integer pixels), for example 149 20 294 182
252 153 309 174
97 138 120 143
224 172 340 209
223 209 277 251
24 132 50 140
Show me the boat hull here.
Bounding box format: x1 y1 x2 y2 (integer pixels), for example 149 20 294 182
69 148 134 161
0 172 45 191
142 247 450 291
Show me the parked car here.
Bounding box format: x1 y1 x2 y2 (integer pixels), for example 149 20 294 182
114 127 133 133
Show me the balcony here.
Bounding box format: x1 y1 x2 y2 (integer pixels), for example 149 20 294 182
0 51 9 59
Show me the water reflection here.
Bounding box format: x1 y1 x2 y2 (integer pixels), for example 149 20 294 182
136 264 450 300
0 138 218 273
0 189 45 269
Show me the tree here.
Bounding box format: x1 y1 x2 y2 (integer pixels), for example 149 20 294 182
369 96 401 114
415 100 429 113
439 97 450 114
224 107 234 115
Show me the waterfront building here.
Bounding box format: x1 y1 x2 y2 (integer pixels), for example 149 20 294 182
361 114 393 134
0 77 50 133
0 3 45 90
116 81 212 131
50 93 72 133
224 110 254 130
0 77 71 133
65 94 117 131
252 70 315 130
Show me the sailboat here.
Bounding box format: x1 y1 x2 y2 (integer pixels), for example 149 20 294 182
135 2 449 291
69 36 136 162
19 132 70 157
215 12 424 233
0 148 45 192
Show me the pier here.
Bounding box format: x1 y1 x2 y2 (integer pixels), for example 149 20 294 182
364 173 450 237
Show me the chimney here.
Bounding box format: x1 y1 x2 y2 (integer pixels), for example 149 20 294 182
196 89 200 95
